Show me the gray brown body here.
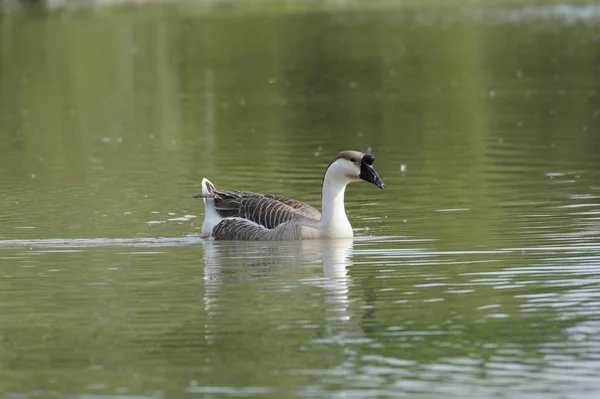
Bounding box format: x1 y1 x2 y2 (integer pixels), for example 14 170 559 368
201 188 322 240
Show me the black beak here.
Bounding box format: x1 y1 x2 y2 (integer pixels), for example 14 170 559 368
359 154 385 189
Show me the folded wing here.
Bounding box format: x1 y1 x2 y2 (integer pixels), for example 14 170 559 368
212 190 321 229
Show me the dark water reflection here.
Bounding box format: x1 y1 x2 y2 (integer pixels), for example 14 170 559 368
1 2 600 398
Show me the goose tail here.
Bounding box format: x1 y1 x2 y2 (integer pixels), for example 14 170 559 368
198 178 221 238
201 178 216 204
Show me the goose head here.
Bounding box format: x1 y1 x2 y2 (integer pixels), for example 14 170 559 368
325 150 385 189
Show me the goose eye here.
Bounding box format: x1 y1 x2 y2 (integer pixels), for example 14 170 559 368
350 157 356 163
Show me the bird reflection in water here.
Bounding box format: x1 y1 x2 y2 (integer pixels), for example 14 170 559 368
200 239 354 342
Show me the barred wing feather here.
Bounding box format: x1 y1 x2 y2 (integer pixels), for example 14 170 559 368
212 190 320 229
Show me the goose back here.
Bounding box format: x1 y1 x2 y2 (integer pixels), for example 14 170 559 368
210 189 321 229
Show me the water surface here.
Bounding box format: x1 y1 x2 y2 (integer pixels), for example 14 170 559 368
1 2 600 398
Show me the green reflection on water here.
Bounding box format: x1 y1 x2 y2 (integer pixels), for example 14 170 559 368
1 2 599 398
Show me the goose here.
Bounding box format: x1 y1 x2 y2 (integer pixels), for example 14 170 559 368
195 150 384 241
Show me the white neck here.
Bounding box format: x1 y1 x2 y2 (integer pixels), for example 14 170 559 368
320 167 353 237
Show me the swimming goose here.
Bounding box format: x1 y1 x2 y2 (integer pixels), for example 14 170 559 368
195 150 384 241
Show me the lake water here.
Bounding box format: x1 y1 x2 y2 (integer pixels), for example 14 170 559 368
1 2 600 398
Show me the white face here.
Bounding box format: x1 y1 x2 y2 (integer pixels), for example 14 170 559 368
329 158 361 181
